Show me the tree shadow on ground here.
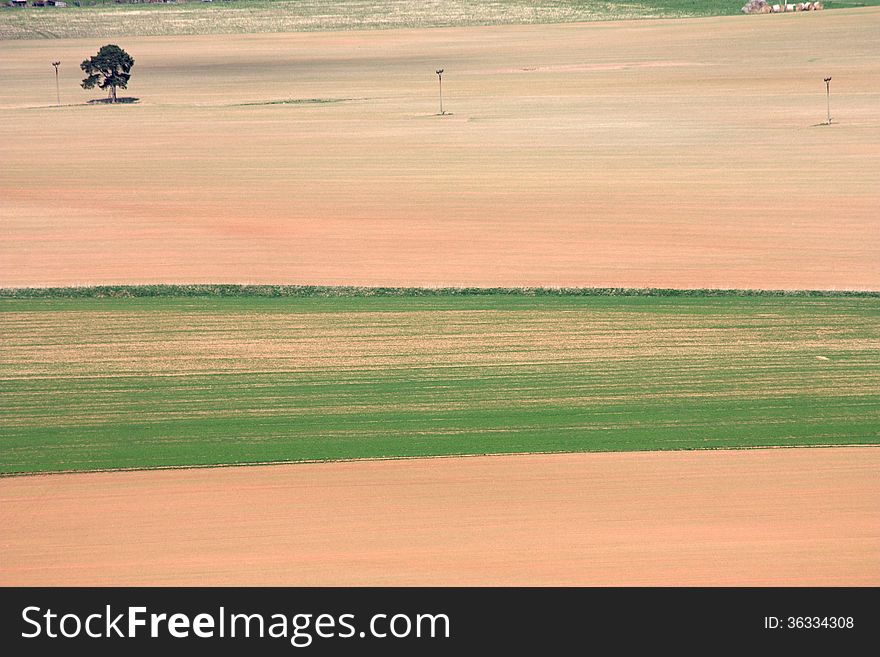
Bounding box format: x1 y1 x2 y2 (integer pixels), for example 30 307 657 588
87 97 139 105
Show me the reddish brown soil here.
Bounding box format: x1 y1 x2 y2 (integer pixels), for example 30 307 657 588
2 447 877 586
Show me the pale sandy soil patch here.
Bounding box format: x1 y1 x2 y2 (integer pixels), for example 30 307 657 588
0 11 878 289
1 447 877 585
3 307 878 379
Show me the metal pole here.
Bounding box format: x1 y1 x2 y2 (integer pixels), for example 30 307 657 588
52 61 60 106
436 69 444 115
824 77 832 125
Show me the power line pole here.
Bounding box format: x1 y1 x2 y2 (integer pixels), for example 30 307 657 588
823 77 832 125
52 61 61 106
436 69 444 115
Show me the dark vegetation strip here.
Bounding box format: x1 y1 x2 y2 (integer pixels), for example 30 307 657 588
229 98 351 107
2 285 878 299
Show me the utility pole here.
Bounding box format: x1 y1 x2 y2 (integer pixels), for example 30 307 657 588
436 69 444 115
52 61 61 106
824 77 832 125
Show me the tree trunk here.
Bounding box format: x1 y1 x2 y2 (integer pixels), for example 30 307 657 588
110 85 117 103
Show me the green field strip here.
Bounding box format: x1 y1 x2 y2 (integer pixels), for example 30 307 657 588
1 294 878 474
3 1 879 41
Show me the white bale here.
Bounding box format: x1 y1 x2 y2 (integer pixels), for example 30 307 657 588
742 0 770 12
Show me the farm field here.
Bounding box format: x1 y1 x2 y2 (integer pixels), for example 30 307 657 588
5 0 879 41
2 6 879 590
2 447 877 585
1 292 878 474
2 10 880 290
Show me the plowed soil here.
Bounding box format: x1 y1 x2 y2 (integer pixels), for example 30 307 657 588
2 447 877 585
2 10 879 289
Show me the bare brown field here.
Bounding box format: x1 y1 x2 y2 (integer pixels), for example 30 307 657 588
1 10 878 290
1 447 877 586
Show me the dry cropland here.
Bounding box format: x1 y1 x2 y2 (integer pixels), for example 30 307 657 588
2 9 879 289
1 6 879 585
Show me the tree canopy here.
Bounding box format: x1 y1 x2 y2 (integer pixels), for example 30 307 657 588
81 45 134 103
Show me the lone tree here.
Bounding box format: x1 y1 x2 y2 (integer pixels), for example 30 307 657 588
81 45 134 103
